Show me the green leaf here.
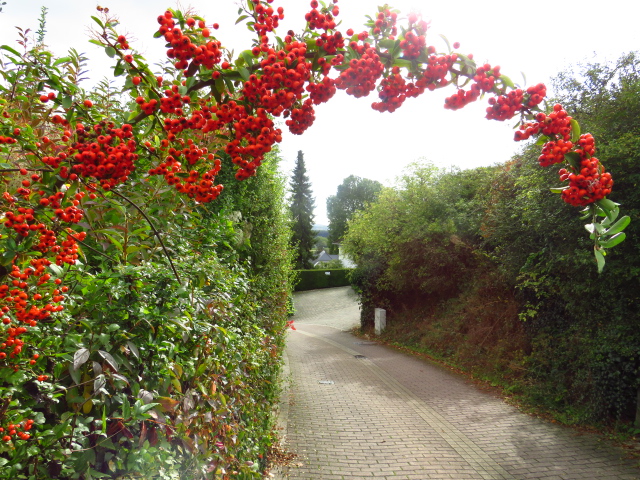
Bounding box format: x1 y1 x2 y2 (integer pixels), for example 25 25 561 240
1 45 21 57
74 348 90 370
94 374 106 392
550 187 568 194
113 62 125 77
499 74 515 89
603 215 630 237
235 15 249 25
61 96 73 109
379 39 399 51
564 152 581 168
69 363 81 385
105 47 117 58
438 34 451 51
600 206 619 224
137 403 159 415
237 66 250 81
122 396 131 419
594 248 606 273
102 405 107 434
393 59 414 69
599 232 626 249
596 198 619 212
98 350 119 372
570 118 581 143
240 49 255 66
126 341 140 360
100 232 123 253
90 16 104 28
53 56 72 67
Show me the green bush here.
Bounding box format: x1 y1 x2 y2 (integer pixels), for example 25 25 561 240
343 54 640 426
294 269 353 291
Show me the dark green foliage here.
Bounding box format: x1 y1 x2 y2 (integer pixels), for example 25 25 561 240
344 165 482 328
327 175 383 253
294 269 352 291
289 151 316 269
344 53 640 426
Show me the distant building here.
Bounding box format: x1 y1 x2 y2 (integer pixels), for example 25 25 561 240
312 245 357 268
313 249 340 267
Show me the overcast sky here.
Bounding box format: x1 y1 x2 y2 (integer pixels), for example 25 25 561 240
2 1 638 224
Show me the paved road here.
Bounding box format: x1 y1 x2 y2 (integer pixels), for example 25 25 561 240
278 286 640 480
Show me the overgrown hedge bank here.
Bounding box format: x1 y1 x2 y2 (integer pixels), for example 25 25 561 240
344 53 640 426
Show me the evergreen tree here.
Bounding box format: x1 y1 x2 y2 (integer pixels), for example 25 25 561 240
289 150 316 269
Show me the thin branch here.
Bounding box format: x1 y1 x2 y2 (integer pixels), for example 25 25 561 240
108 189 182 284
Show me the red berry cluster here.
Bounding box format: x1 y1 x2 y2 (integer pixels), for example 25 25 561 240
242 40 312 117
305 0 338 31
485 83 546 122
538 139 574 167
444 87 481 110
399 27 426 59
559 157 613 206
159 86 191 115
306 76 337 105
252 1 284 37
158 11 223 73
372 67 406 113
372 9 398 37
116 34 130 50
485 89 524 120
148 139 224 202
444 63 499 110
286 99 316 135
0 135 17 145
1 419 34 442
335 48 385 98
473 64 500 93
420 54 456 89
69 123 137 189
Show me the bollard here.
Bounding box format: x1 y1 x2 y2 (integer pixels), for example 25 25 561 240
374 308 386 335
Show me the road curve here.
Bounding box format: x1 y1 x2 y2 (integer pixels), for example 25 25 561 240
278 286 640 480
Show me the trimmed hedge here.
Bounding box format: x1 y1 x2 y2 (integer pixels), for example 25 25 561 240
294 269 353 291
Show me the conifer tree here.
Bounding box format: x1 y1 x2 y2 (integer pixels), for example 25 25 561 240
289 150 316 269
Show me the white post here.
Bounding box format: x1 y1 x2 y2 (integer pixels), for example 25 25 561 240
374 308 386 335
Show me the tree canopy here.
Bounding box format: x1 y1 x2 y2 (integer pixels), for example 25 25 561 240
327 175 383 252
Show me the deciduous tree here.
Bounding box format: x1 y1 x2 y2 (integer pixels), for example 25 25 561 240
327 175 383 252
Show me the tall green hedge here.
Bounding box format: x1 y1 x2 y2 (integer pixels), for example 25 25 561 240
294 269 353 291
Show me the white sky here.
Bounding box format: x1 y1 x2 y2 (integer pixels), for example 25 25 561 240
2 1 638 224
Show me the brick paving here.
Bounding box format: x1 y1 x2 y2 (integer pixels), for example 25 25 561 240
277 286 640 479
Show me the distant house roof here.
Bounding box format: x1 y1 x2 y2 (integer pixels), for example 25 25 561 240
313 250 340 265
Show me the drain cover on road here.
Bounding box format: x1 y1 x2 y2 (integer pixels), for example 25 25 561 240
318 380 334 385
354 355 367 359
355 342 377 346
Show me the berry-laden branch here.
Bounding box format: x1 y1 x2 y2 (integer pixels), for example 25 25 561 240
0 0 629 462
